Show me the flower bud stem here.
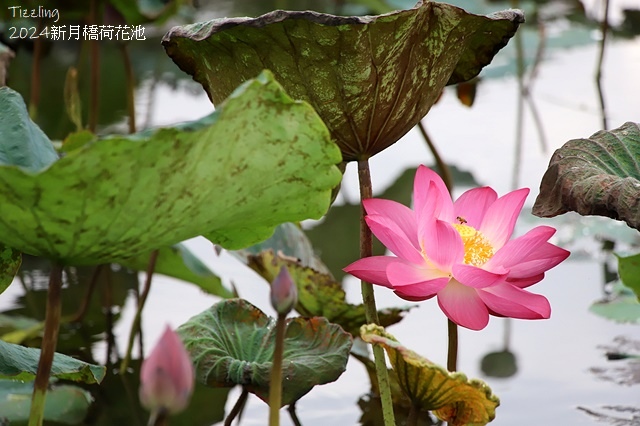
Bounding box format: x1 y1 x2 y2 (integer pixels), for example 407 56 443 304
269 312 287 426
358 159 396 426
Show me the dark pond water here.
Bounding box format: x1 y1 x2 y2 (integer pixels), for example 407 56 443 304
1 0 639 424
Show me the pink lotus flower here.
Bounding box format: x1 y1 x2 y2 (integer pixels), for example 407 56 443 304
140 325 195 415
344 165 570 330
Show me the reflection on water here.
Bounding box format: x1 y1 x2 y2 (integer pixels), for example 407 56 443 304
1 0 639 424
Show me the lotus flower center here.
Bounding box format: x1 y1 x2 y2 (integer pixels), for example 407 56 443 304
452 223 494 266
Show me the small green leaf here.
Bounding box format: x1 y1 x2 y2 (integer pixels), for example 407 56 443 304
480 350 518 378
178 299 352 406
0 244 21 296
0 87 58 172
119 243 233 298
533 122 640 231
0 380 92 424
0 339 105 384
616 253 640 301
0 71 341 264
246 249 412 336
162 4 523 160
0 314 43 345
361 324 499 426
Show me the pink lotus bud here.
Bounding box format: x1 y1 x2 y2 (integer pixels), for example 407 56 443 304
139 325 195 415
270 266 298 315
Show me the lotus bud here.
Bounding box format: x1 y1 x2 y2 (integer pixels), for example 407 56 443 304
139 325 195 416
270 266 298 316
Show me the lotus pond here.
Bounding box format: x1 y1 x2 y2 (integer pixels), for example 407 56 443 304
0 0 639 425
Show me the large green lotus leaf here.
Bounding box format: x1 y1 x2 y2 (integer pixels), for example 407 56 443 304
0 71 342 264
162 2 523 161
0 339 105 384
177 299 352 406
616 253 640 301
246 249 412 336
119 243 234 298
533 122 640 231
0 244 20 296
361 324 499 426
0 380 91 424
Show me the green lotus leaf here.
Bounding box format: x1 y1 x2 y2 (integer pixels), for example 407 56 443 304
590 280 640 324
162 2 523 161
177 299 352 406
0 339 105 384
0 244 21 296
119 243 234 298
233 222 330 274
246 249 412 336
480 350 518 378
361 324 499 426
616 253 640 301
533 122 640 231
0 71 342 264
0 380 91 424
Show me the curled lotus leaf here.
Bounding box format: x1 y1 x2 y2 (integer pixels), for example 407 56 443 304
162 2 523 161
246 249 412 336
177 299 352 406
0 71 341 264
361 324 499 426
533 122 640 231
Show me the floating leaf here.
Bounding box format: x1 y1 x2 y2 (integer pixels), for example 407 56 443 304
0 71 341 264
0 244 21 296
361 324 499 426
247 250 411 336
178 299 352 406
162 3 523 161
0 339 105 384
480 350 518 378
590 281 640 324
533 122 640 231
119 243 233 298
616 253 640 301
0 380 91 424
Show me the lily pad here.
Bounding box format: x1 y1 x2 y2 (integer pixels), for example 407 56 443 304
246 249 412 336
0 71 342 264
0 380 92 424
119 243 234 298
0 339 105 384
162 3 523 161
533 122 640 231
590 281 640 324
361 324 499 426
177 299 352 406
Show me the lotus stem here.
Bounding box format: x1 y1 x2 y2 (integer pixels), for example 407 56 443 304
417 122 453 193
69 265 103 323
447 319 458 371
28 262 64 426
288 402 302 426
225 387 249 426
269 312 287 426
88 0 101 132
120 42 136 133
120 250 159 375
28 19 43 119
511 0 525 190
595 0 610 130
357 159 396 426
407 404 419 426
